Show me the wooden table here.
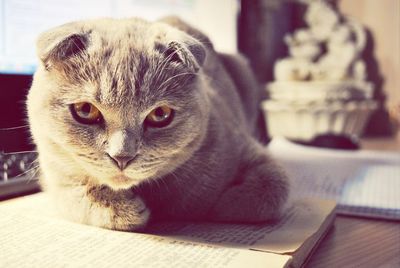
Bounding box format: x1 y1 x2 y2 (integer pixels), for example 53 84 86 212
307 134 400 268
307 216 400 267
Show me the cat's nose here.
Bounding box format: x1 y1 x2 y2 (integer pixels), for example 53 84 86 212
107 154 135 170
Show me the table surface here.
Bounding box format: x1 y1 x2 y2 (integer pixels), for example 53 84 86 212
306 134 400 268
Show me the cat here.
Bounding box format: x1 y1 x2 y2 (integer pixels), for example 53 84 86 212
27 17 289 231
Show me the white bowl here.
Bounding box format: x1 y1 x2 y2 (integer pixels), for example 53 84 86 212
267 80 374 102
261 99 377 141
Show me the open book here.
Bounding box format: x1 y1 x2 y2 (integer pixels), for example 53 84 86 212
268 138 400 220
0 193 335 268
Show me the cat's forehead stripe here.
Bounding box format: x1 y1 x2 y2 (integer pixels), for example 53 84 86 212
96 50 151 107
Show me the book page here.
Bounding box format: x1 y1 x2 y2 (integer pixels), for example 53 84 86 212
147 199 336 255
267 138 400 220
0 194 291 268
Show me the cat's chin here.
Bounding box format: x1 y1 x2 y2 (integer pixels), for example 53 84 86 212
106 174 140 190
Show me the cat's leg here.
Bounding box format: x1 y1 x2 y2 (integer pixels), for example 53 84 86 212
210 143 290 222
46 181 150 231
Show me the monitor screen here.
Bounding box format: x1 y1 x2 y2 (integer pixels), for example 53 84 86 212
0 0 237 75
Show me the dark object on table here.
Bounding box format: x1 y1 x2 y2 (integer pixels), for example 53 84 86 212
294 134 360 150
0 151 40 200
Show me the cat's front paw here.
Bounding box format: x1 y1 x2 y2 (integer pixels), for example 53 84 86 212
110 195 150 231
86 186 150 231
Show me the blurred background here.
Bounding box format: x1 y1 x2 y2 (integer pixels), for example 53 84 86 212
0 0 399 150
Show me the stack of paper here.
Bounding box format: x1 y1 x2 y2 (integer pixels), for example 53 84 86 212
268 137 400 220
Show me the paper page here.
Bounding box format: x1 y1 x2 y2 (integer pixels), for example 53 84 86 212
268 137 400 163
339 165 400 219
147 199 336 255
267 137 400 219
0 194 291 268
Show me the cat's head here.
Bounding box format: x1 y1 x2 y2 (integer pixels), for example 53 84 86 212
27 18 209 190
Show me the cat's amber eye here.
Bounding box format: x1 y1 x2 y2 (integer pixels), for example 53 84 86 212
145 105 174 128
70 102 102 124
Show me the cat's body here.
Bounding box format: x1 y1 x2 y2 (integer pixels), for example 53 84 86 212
27 17 289 230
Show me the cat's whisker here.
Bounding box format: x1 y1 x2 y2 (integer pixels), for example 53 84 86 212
2 150 38 155
0 125 30 130
155 44 189 74
151 44 196 88
155 72 197 92
140 159 162 164
27 159 40 167
175 162 212 181
139 161 163 168
165 171 181 196
168 171 195 213
150 173 167 191
26 167 41 183
14 164 40 181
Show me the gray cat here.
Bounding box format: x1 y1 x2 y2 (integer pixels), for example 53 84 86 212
27 17 289 231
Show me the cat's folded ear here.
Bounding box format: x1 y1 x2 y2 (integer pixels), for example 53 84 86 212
157 16 209 72
164 40 206 72
36 23 91 70
157 36 206 73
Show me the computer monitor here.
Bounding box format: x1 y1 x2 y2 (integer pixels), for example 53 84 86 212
0 0 237 151
0 0 237 75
